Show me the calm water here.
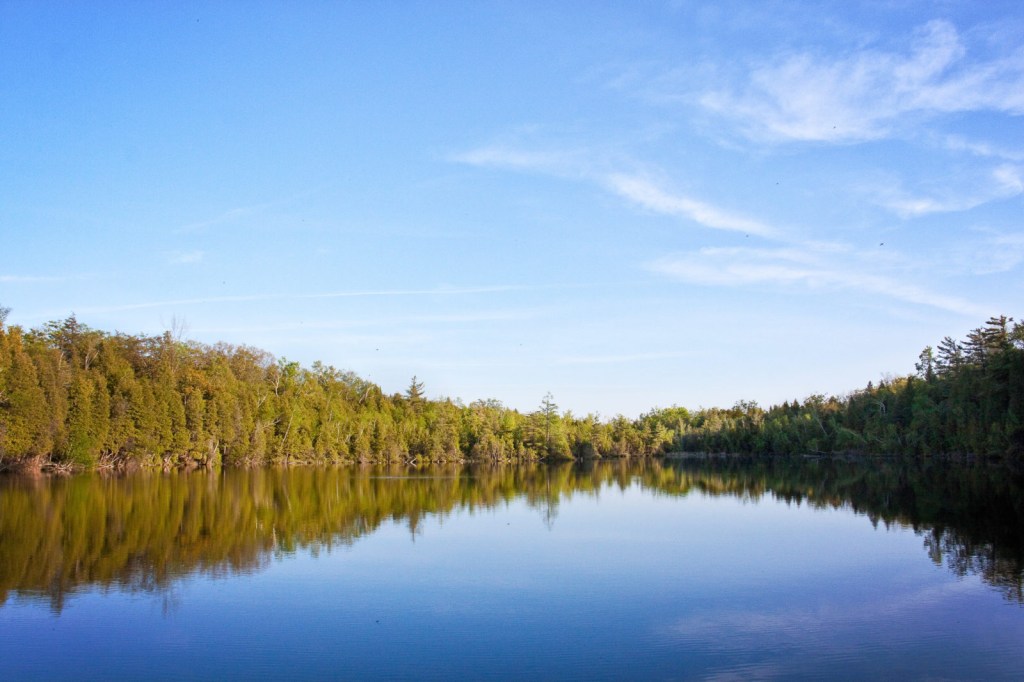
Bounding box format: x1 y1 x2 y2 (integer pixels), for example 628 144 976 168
1 457 1022 680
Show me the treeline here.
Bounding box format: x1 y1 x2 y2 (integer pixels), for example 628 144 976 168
680 315 1024 459
0 310 684 471
1 309 1022 470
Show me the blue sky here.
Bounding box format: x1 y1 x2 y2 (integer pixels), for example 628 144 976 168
2 1 1022 417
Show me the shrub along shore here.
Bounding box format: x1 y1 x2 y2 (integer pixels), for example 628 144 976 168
1 308 1021 473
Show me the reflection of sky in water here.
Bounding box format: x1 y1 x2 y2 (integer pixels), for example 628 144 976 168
3 478 1022 680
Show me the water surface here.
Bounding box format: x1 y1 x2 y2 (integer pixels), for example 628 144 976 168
1 457 1022 679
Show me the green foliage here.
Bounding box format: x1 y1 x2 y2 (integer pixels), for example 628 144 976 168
1 313 1020 469
0 319 678 470
679 316 1024 460
0 326 49 463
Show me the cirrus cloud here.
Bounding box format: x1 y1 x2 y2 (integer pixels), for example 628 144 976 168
647 246 986 317
700 20 1024 144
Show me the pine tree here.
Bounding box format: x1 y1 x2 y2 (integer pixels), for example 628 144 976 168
406 376 425 403
936 336 964 375
916 346 936 382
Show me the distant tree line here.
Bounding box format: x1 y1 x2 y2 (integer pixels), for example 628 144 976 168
679 315 1024 459
0 307 1021 471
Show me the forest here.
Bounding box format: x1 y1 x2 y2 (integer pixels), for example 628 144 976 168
0 305 1021 471
678 315 1024 459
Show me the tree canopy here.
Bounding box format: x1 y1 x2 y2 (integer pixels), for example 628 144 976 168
0 314 676 471
1 311 1021 471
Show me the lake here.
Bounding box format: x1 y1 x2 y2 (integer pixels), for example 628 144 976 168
1 457 1022 680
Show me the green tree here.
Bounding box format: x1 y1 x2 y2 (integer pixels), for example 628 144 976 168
916 346 936 382
406 375 425 403
0 325 49 464
538 392 564 457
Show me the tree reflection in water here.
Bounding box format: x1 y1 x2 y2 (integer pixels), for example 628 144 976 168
1 456 1021 611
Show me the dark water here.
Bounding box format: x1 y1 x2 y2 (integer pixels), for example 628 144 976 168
1 457 1023 680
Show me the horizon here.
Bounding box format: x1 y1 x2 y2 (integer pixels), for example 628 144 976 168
2 2 1022 418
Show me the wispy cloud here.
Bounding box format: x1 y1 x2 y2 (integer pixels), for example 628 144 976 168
177 182 335 233
453 132 1002 317
0 274 63 283
54 285 549 316
942 135 1024 162
952 229 1024 275
554 350 693 365
604 174 778 237
454 144 778 238
168 250 205 264
647 247 987 317
873 163 1024 218
994 164 1024 194
192 309 545 335
179 202 276 232
0 273 101 288
700 20 1024 143
450 146 581 175
454 142 988 316
976 235 1024 274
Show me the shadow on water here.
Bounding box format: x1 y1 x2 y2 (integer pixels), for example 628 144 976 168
1 456 1022 611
